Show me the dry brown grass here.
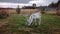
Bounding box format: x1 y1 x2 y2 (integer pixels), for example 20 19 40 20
0 8 60 15
7 9 60 15
8 9 39 14
46 10 60 15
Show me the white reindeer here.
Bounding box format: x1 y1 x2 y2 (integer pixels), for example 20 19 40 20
26 11 41 26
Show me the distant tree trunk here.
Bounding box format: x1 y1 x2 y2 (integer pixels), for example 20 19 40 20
16 5 21 14
56 7 59 15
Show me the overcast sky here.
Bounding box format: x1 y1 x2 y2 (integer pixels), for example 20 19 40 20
0 0 32 3
0 0 58 8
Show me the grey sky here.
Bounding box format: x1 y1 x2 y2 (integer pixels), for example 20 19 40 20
0 0 58 8
0 0 32 3
0 0 58 3
29 0 58 6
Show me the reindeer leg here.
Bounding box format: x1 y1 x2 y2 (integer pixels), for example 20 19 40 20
36 19 39 26
38 18 41 26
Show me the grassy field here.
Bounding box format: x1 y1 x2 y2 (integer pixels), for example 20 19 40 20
0 13 60 34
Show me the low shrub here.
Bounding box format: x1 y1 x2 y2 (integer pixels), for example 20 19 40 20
0 10 9 19
41 11 45 14
41 8 45 14
56 11 60 16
